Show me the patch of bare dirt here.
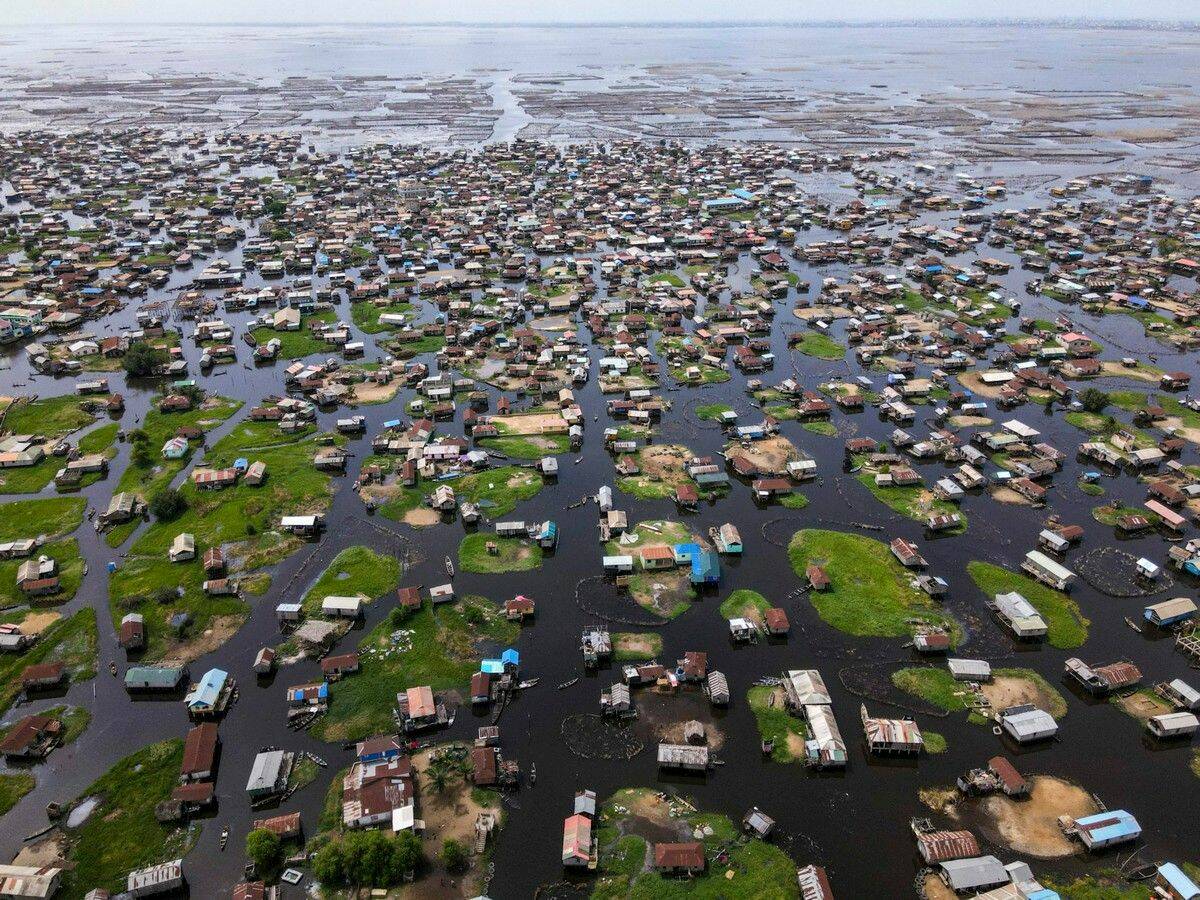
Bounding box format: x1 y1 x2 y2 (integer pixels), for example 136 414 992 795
976 776 1097 858
16 611 61 636
495 411 569 435
160 614 245 665
990 486 1037 507
351 381 400 404
981 675 1055 712
404 507 441 527
726 435 798 475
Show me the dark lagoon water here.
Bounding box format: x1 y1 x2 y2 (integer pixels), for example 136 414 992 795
0 21 1197 900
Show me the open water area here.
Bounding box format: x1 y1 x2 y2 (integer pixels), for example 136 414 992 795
0 21 1198 900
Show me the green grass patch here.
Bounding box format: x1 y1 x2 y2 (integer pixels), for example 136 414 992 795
616 476 676 500
1092 503 1160 528
0 773 35 815
289 755 321 792
114 396 242 501
923 731 948 754
788 529 955 638
1078 479 1105 497
0 454 63 494
612 632 663 662
77 423 120 456
893 667 1067 718
966 561 1088 649
0 497 84 541
791 331 846 360
0 608 97 715
458 533 543 574
856 474 966 533
453 466 544 517
312 596 517 743
477 433 570 458
0 538 85 607
250 310 338 359
111 423 341 659
647 272 684 288
718 589 771 621
802 421 837 436
300 546 403 616
60 739 197 899
1043 871 1153 900
350 300 414 334
2 394 95 438
779 492 809 509
694 403 732 421
592 788 799 899
747 685 806 764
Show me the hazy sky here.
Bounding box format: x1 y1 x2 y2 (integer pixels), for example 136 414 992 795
4 0 1198 26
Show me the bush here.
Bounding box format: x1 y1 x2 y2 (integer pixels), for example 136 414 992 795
245 828 282 877
1079 388 1110 414
149 487 187 522
122 342 169 378
152 586 179 605
441 838 468 873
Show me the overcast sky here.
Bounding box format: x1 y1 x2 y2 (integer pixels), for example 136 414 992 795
4 0 1198 26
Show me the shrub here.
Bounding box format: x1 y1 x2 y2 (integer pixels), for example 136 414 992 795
441 838 468 873
1079 388 1110 414
149 487 187 522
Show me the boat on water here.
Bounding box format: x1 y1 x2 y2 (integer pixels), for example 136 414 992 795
445 556 455 577
220 826 229 850
529 762 536 786
557 677 580 690
517 678 540 689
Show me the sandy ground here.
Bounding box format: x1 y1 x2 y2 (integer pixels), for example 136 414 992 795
981 675 1056 713
1159 415 1200 446
793 304 852 321
496 411 569 435
921 874 960 900
919 786 960 816
352 381 400 404
16 611 62 635
530 315 573 331
1098 360 1162 385
949 414 994 429
957 371 1010 399
1114 690 1172 722
411 747 502 896
404 507 441 527
726 435 798 475
990 486 1038 507
12 833 68 867
977 776 1097 858
161 614 246 666
636 445 692 486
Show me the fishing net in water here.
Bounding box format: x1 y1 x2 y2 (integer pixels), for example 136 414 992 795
561 713 644 760
1076 547 1173 598
574 576 668 627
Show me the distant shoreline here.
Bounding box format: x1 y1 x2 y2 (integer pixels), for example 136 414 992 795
10 19 1200 31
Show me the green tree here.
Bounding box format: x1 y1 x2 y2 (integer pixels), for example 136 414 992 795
1079 388 1110 414
441 838 468 873
122 341 169 378
312 840 345 885
245 828 282 877
149 487 187 521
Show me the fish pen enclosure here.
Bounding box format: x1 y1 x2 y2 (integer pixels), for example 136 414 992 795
560 713 644 761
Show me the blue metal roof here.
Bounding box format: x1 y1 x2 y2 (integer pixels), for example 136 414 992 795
481 659 504 675
186 668 227 709
1076 809 1141 843
501 648 520 667
1157 863 1199 898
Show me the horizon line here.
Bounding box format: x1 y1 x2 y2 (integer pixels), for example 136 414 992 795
7 17 1200 28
